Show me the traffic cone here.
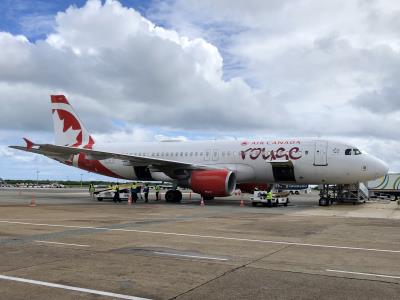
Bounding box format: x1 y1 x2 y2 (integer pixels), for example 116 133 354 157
29 195 36 207
240 199 245 207
128 195 132 205
200 197 205 207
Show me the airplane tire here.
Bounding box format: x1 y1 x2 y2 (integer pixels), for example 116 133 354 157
165 190 182 203
252 202 257 207
203 195 214 201
319 198 328 206
97 197 103 202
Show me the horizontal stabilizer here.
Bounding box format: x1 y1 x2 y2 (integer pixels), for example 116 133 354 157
23 138 34 150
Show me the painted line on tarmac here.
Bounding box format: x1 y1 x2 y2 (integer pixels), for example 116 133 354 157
1 220 400 254
0 275 150 300
34 240 90 247
153 251 228 261
326 269 400 279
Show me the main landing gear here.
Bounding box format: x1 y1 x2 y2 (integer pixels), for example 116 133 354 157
165 190 182 203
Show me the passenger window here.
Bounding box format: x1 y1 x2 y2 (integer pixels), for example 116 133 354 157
345 149 352 155
195 152 198 156
353 149 362 155
305 150 309 155
200 152 203 156
166 153 169 157
180 152 183 156
222 151 225 156
185 152 188 156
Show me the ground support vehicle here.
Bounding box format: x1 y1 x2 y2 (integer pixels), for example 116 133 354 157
368 173 400 200
93 188 131 201
250 191 289 207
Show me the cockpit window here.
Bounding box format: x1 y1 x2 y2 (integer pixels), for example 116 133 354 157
345 148 362 155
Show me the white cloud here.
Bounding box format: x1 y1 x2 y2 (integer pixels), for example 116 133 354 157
1 0 400 174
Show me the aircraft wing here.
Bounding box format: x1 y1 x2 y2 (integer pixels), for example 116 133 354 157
9 139 214 170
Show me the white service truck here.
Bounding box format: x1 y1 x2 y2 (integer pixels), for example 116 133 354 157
93 187 131 201
250 191 289 207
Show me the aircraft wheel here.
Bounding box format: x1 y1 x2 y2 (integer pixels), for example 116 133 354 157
252 202 257 207
203 195 214 201
319 197 328 206
165 190 182 203
97 197 103 202
175 190 182 202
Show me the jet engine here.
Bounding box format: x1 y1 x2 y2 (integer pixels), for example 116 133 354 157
190 169 236 197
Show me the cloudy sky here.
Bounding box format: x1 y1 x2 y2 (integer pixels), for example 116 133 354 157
0 0 399 181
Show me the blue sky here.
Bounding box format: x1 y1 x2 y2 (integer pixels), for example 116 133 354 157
1 0 399 181
0 0 154 40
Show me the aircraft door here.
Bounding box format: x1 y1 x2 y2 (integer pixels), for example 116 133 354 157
314 141 328 166
271 162 296 182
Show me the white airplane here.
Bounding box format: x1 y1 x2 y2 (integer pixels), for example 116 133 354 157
10 95 388 202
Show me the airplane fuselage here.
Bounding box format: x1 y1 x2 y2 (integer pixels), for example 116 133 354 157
61 138 387 185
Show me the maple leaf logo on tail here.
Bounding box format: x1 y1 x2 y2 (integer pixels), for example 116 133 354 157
51 95 95 149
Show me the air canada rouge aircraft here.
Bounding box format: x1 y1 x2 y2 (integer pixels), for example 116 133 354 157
10 95 388 202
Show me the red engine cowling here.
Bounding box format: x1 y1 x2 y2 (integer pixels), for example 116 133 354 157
190 169 236 197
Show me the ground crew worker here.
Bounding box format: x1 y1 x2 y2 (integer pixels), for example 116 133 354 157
266 190 273 207
88 183 95 198
130 182 138 203
113 183 121 203
144 185 149 203
155 185 161 201
137 184 143 200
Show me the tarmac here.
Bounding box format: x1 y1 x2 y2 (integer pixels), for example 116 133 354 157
0 188 399 299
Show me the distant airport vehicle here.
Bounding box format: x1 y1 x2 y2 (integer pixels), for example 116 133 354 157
10 95 388 203
368 173 400 199
275 184 310 195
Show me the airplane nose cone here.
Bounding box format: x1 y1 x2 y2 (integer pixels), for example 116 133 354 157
377 159 389 177
371 157 389 179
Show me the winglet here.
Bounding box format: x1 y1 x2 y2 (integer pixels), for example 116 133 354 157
23 138 34 150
